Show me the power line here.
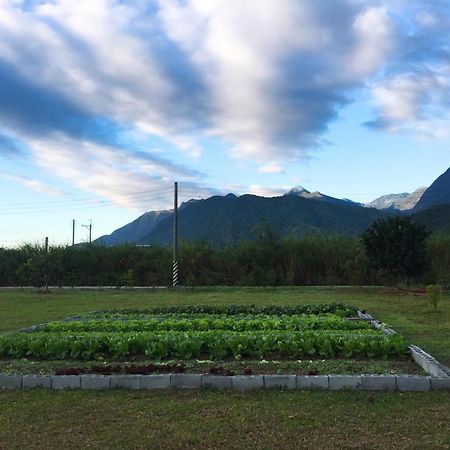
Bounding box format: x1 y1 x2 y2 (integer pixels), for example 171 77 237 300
0 187 172 210
0 189 173 215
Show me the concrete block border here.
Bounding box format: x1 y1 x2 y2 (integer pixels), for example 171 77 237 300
1 373 447 391
1 309 449 392
358 310 450 379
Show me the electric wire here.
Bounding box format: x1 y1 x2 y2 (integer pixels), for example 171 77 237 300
0 188 173 214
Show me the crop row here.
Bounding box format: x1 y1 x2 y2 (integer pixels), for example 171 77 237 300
38 315 371 333
0 330 408 360
89 303 358 318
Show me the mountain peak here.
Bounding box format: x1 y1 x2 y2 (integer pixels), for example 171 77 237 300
287 186 310 195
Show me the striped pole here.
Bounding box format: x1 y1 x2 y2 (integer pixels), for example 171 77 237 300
172 260 179 287
172 182 179 287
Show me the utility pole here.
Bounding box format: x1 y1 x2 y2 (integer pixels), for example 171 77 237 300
172 182 179 287
44 237 49 293
82 220 92 244
72 219 76 246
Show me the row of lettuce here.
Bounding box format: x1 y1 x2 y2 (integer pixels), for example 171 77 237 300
0 330 408 361
35 316 371 333
0 304 409 361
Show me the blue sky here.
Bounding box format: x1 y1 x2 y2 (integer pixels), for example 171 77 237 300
1 0 450 246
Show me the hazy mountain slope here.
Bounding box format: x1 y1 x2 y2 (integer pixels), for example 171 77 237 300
367 187 426 211
96 210 171 245
414 167 450 210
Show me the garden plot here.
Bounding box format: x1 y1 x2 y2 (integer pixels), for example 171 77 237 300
0 303 421 375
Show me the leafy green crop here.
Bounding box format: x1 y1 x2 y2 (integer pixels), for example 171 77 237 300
88 303 357 318
1 303 410 363
0 330 408 361
37 315 370 334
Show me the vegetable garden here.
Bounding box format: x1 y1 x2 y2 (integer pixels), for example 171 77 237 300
0 303 411 367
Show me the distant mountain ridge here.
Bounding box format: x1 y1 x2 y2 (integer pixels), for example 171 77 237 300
366 187 427 211
138 193 386 246
285 186 363 206
96 166 450 246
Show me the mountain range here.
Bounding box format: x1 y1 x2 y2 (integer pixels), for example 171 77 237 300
96 166 450 246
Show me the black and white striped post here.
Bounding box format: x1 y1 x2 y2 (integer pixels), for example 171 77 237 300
172 260 179 287
172 181 179 287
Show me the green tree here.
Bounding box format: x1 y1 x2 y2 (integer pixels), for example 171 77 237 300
361 216 429 283
427 284 442 311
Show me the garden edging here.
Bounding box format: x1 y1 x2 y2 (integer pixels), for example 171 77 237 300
357 310 450 379
1 373 450 391
2 307 449 392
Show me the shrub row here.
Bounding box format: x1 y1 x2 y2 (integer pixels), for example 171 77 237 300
2 233 448 287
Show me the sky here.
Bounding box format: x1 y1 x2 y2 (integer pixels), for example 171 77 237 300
1 0 450 247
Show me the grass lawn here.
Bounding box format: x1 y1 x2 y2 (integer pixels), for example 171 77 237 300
1 389 450 450
0 287 449 449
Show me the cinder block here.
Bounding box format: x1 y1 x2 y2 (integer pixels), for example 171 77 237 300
430 378 450 391
0 374 22 389
296 375 329 390
396 375 430 392
329 375 362 391
51 375 81 390
201 375 233 390
232 375 264 391
171 374 202 389
141 375 171 390
22 375 51 389
80 375 111 390
410 348 431 373
428 363 450 378
361 375 396 391
110 375 141 390
264 375 296 390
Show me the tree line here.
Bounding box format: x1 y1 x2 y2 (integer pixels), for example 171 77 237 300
1 219 449 287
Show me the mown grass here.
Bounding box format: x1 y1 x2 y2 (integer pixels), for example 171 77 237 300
0 389 449 450
0 287 449 449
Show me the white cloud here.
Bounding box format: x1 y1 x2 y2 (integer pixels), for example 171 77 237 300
28 134 213 210
258 164 285 174
0 0 449 204
371 65 450 138
346 7 392 79
248 185 287 197
0 171 66 196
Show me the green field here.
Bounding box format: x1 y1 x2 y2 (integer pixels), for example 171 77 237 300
1 287 449 449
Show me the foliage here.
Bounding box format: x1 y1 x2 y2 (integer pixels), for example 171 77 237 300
38 314 369 333
0 305 409 361
92 303 357 317
0 329 408 361
427 284 442 312
361 217 429 282
0 228 449 287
